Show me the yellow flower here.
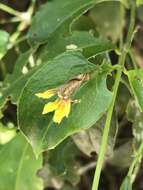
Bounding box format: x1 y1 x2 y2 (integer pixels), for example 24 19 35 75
43 98 71 124
35 74 87 124
35 88 57 99
35 88 71 124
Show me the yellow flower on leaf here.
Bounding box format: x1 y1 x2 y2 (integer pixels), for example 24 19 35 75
35 74 89 124
35 88 72 124
43 98 71 124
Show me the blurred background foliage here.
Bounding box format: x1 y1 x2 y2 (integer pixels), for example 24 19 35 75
0 0 143 190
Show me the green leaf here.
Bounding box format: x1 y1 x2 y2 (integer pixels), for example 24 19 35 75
109 141 133 168
137 5 143 22
126 100 143 142
71 15 96 32
27 0 94 45
39 139 81 187
120 177 132 190
0 123 16 145
18 52 112 156
126 69 143 111
5 50 32 82
0 31 114 109
40 31 115 61
0 50 35 108
73 114 117 158
136 0 143 6
28 0 127 45
0 30 10 60
0 133 43 190
48 139 80 185
89 1 125 42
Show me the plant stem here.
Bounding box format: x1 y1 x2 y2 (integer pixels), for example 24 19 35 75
0 3 20 17
129 49 138 69
127 142 143 183
91 2 136 190
9 1 35 46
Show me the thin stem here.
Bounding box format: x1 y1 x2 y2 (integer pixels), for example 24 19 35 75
0 3 20 17
120 78 133 95
127 142 143 183
78 162 96 175
92 2 136 190
0 17 21 24
10 21 28 43
9 1 35 46
129 49 138 69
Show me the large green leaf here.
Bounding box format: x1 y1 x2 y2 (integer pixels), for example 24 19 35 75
18 52 112 156
27 0 95 45
126 69 143 111
0 32 114 109
0 133 43 190
28 0 127 45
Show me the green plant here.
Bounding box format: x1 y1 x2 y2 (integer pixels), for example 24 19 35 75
0 0 143 190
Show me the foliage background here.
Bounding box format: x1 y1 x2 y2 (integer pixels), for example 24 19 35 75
0 0 143 190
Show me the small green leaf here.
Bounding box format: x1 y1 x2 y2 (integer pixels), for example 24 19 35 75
0 133 43 190
0 30 10 60
18 52 112 156
126 69 143 111
73 115 116 158
5 50 32 82
0 50 35 108
126 100 143 142
0 123 16 145
136 0 143 6
109 141 133 168
89 1 125 42
120 177 132 190
40 139 81 186
137 6 143 22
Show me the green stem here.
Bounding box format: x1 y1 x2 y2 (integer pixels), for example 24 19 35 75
0 17 21 24
129 49 138 69
0 3 20 17
91 2 136 190
9 1 35 45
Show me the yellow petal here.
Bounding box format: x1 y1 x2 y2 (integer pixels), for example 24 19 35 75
42 99 59 114
35 88 56 99
65 99 71 117
53 99 71 124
